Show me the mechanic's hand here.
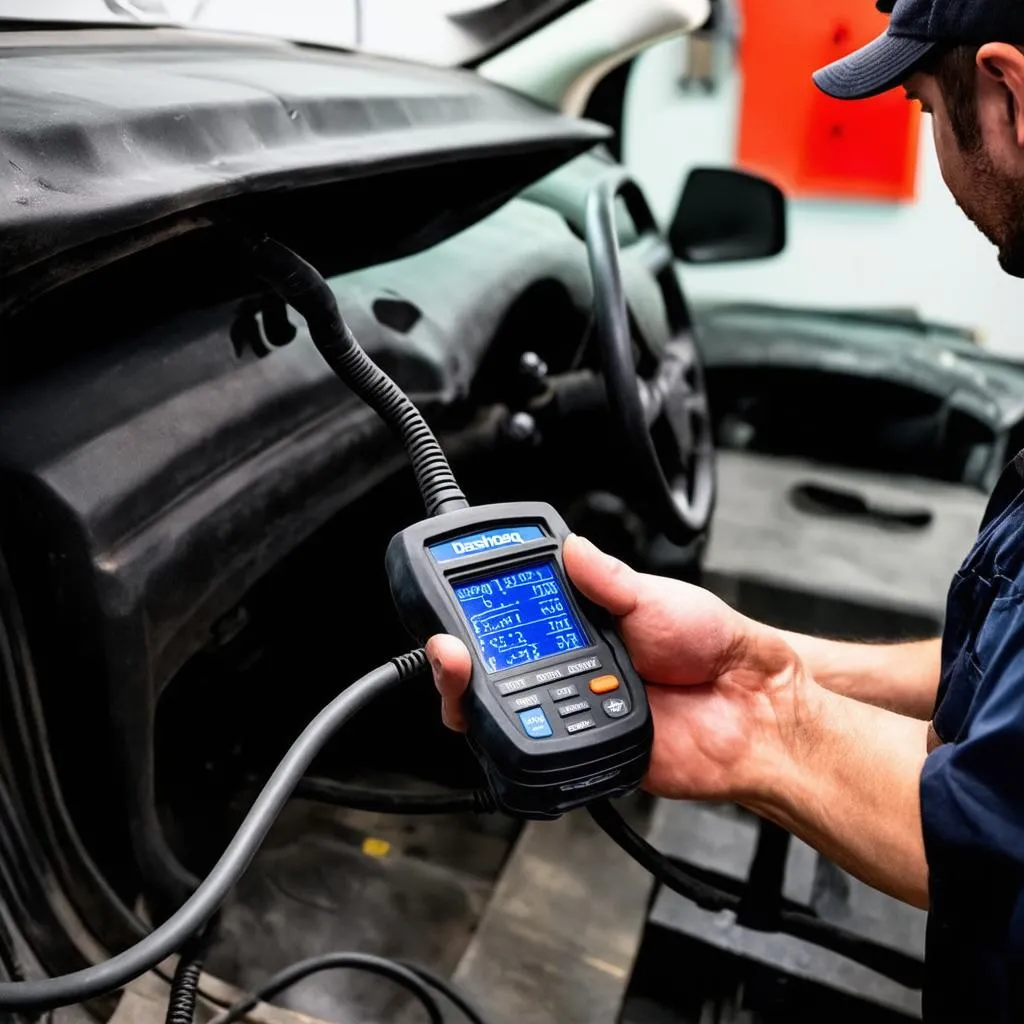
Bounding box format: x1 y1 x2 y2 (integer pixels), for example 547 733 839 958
427 535 807 803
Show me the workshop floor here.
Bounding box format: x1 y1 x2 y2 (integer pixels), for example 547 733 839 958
204 794 519 1024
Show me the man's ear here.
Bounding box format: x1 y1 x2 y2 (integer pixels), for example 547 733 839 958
977 43 1024 147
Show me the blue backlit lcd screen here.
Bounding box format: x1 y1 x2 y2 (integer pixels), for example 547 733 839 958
452 561 590 674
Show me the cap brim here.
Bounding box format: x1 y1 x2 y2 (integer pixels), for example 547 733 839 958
813 33 937 100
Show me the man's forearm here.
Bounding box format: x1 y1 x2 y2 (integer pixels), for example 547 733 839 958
776 633 941 720
743 671 930 909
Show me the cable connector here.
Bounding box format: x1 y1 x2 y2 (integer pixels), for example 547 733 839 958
391 648 429 681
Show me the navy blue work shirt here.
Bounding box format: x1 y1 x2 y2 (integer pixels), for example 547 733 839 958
922 451 1024 1021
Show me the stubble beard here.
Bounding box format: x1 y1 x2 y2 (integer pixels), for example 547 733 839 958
955 145 1024 278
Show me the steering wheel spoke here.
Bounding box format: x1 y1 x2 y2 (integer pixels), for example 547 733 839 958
586 174 717 543
640 377 665 428
650 344 706 436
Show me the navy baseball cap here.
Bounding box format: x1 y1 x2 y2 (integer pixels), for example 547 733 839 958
814 0 1024 100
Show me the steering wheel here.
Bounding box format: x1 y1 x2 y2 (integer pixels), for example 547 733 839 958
585 172 716 546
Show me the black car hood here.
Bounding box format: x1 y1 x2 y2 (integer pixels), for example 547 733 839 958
0 27 607 288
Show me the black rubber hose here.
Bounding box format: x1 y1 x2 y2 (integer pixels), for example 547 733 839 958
0 650 429 1013
206 954 443 1024
588 801 925 990
164 922 218 1024
292 777 496 816
395 961 489 1024
0 777 95 983
244 235 469 519
0 910 24 984
0 551 162 950
588 801 744 913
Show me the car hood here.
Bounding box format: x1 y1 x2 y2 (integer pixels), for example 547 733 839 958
0 28 607 302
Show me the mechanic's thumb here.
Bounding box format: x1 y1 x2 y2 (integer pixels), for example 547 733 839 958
563 535 640 619
427 634 472 733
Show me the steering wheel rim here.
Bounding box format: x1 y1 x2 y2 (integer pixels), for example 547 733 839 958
585 173 716 545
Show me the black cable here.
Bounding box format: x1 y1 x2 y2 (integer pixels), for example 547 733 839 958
164 921 218 1024
396 961 488 1024
0 650 428 1013
206 954 443 1024
292 777 496 816
588 801 746 913
0 910 24 984
588 801 925 991
0 550 248 1012
0 551 164 951
0 776 97 984
244 235 469 519
156 965 235 1012
166 954 205 1024
3 542 473 1008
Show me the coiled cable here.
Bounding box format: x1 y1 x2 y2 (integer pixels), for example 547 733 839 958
244 236 468 519
163 921 219 1024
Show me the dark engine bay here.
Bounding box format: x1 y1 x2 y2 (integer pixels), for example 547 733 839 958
0 25 1000 1024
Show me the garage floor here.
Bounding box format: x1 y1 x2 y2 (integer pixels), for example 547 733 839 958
202 795 518 1024
192 791 654 1024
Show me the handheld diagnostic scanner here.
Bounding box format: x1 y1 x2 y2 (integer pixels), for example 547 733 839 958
387 503 652 819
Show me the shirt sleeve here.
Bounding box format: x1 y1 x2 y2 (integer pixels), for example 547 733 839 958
920 593 1024 1020
921 590 1024 865
921 589 1024 974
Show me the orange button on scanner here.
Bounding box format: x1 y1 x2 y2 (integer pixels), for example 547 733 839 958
589 675 621 695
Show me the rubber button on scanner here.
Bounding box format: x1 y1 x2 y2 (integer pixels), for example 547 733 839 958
589 675 621 695
602 696 630 719
508 692 542 713
565 717 596 735
549 683 580 702
518 707 553 739
564 656 601 678
558 700 591 719
497 676 530 697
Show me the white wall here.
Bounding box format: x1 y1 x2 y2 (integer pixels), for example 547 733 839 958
624 36 1024 356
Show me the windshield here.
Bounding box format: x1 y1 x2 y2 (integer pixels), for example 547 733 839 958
0 0 581 65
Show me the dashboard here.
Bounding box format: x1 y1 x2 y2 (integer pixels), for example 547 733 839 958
0 182 672 694
0 39 673 909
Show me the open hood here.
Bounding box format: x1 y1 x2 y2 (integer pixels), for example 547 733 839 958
0 28 608 307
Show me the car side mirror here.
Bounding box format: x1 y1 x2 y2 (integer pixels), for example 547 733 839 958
669 168 787 264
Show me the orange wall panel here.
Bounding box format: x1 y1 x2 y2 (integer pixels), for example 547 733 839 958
737 0 921 201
